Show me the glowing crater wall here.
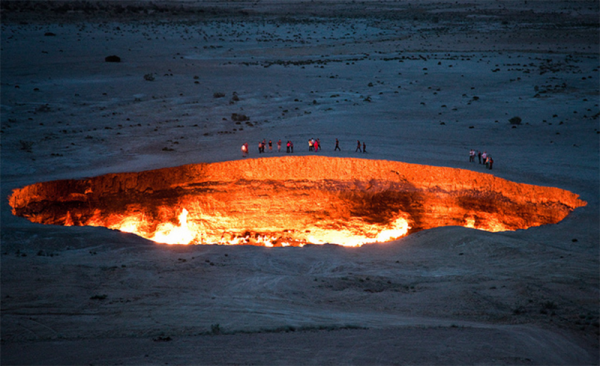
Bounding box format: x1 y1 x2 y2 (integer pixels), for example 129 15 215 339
9 157 587 246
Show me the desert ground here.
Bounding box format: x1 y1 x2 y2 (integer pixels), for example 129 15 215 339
1 0 599 364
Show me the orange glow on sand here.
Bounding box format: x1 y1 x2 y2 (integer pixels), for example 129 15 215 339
9 157 586 247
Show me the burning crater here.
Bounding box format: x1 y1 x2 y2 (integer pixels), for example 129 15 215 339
9 157 586 247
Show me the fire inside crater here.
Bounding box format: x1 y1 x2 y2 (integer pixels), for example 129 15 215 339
9 157 586 247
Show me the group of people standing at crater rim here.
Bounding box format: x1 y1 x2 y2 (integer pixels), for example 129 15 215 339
241 138 367 157
469 149 494 169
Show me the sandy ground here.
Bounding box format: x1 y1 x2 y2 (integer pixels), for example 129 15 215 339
1 1 599 364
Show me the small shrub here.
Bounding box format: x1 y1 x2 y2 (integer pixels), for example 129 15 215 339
211 323 222 335
90 294 107 300
19 140 33 152
231 113 249 122
509 116 522 125
143 73 155 81
213 92 226 98
35 104 51 113
512 306 526 315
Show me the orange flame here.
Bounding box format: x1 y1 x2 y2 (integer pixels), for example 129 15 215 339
151 209 195 245
101 208 411 247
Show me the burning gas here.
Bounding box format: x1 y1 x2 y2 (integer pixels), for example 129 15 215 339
9 157 586 247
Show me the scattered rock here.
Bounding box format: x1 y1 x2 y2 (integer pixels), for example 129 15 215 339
153 336 172 342
105 55 121 63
